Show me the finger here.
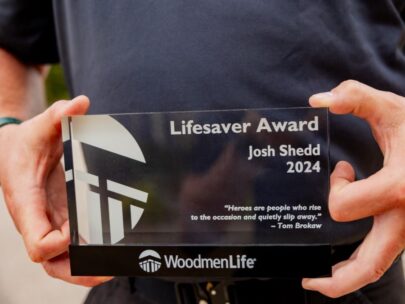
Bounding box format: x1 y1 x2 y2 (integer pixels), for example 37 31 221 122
42 253 113 287
4 164 70 262
330 161 355 193
309 80 405 126
24 95 90 177
329 165 398 222
27 95 90 143
302 211 405 298
0 97 90 263
14 191 71 262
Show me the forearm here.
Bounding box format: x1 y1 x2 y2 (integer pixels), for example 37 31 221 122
0 48 47 120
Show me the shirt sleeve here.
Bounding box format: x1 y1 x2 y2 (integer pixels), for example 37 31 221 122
0 0 59 64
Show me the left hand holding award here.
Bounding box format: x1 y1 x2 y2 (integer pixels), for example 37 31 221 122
303 80 405 298
0 95 111 287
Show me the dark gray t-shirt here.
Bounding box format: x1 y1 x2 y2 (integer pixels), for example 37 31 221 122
1 0 405 245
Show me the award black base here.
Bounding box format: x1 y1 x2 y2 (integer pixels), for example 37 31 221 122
69 244 331 278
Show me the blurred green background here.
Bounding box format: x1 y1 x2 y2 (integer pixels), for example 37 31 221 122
45 65 69 104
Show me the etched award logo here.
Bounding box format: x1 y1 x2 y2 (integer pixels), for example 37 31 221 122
63 115 148 245
139 250 162 273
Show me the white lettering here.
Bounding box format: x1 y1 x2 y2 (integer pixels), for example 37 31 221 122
163 254 256 269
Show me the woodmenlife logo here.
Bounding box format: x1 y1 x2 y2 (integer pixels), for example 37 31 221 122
62 115 148 245
139 250 162 273
138 249 257 274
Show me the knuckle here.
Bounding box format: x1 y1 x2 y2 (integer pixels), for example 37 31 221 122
363 244 396 284
381 95 405 120
328 197 346 222
51 99 67 108
399 232 405 248
394 179 405 206
27 243 46 263
43 263 57 279
365 258 390 284
324 290 342 299
48 102 62 118
368 265 386 283
382 91 403 105
334 80 361 95
48 100 67 119
382 238 403 262
330 210 346 222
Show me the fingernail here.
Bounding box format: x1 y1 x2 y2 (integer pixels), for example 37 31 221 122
309 92 334 107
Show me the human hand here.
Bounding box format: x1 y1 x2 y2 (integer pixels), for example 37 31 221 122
302 80 405 298
0 96 111 286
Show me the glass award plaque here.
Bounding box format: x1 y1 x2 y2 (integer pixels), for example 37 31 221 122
62 107 332 278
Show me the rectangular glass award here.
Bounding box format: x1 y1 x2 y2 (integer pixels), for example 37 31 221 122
62 107 332 277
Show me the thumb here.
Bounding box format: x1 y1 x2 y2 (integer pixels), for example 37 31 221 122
53 95 90 128
29 95 90 142
308 80 405 127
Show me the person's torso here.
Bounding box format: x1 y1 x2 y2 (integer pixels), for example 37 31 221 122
53 0 405 245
